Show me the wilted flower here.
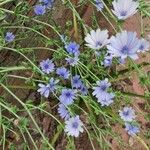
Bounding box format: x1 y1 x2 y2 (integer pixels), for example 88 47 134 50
65 56 79 66
60 34 67 44
56 67 70 79
95 0 104 11
5 32 15 42
125 123 140 136
65 115 84 137
85 29 109 49
37 78 58 98
59 89 76 106
138 38 150 52
58 104 70 120
112 0 139 20
39 0 54 9
34 5 46 15
40 59 55 74
107 31 140 62
119 107 135 122
102 55 113 67
95 51 101 57
72 75 82 89
65 42 80 56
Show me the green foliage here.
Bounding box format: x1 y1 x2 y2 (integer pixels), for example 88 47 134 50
0 0 149 149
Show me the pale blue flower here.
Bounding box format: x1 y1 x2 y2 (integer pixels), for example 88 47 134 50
65 115 84 137
92 78 111 99
85 29 109 49
37 78 58 98
93 79 115 106
112 0 139 20
138 38 150 53
65 42 80 56
72 75 82 89
37 84 50 98
119 107 136 122
79 84 88 96
125 123 140 136
102 55 113 67
56 67 70 79
5 32 15 42
34 5 46 15
59 89 76 106
40 59 55 74
95 0 104 11
107 31 140 62
98 92 115 106
58 104 70 120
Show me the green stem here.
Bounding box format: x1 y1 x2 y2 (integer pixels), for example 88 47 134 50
0 101 38 150
122 92 150 99
0 47 43 75
0 0 14 6
0 83 54 149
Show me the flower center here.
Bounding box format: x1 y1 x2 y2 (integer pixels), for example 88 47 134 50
120 11 127 16
96 41 102 47
65 92 71 97
73 79 79 84
60 72 65 77
123 111 129 116
100 84 107 91
44 64 49 69
121 46 129 54
72 122 78 129
139 44 144 50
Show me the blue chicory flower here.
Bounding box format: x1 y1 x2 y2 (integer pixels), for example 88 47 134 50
65 42 80 56
125 123 140 136
98 92 115 106
58 104 70 120
5 32 15 42
37 78 58 98
72 75 82 89
92 79 115 106
56 67 70 79
112 0 139 20
79 84 88 96
85 29 109 50
102 55 113 67
59 89 76 106
34 4 46 15
40 59 55 74
138 38 150 53
107 31 140 62
92 78 111 98
119 107 136 122
64 115 84 137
